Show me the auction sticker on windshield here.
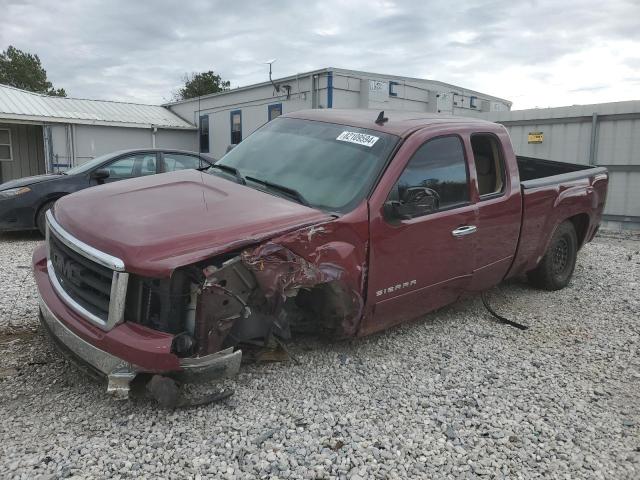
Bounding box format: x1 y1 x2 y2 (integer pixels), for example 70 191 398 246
336 131 379 147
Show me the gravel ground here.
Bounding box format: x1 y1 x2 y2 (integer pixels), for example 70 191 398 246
0 231 638 479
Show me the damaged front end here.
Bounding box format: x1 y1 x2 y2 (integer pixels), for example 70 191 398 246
118 221 367 404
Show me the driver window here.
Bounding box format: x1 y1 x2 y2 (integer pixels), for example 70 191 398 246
389 136 469 215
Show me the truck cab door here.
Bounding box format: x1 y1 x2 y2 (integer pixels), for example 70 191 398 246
467 131 521 291
362 132 477 335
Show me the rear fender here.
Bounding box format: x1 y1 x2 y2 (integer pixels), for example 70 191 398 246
534 186 595 269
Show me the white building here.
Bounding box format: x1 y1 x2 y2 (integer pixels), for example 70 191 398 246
165 67 512 159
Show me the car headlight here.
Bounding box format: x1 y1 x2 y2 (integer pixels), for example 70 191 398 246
0 187 31 199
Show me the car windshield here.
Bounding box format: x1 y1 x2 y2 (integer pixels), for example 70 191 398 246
64 152 119 175
214 117 399 212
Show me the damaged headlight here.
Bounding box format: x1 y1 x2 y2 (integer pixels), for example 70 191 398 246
0 187 31 199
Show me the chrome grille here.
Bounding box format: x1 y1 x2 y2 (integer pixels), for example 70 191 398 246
49 234 112 319
46 210 128 330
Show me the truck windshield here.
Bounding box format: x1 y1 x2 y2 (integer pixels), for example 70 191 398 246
214 117 399 212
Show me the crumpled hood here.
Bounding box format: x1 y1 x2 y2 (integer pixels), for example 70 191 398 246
0 173 63 190
53 170 333 277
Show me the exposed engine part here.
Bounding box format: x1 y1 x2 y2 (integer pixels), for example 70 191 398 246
195 257 257 355
125 267 203 335
227 308 291 345
185 282 199 335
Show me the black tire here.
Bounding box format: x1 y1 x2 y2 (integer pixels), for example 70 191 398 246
527 221 578 291
36 200 56 236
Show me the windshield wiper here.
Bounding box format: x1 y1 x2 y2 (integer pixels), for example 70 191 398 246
209 163 246 185
245 175 310 206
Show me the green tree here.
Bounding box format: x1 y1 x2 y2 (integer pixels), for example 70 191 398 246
0 45 66 96
174 71 230 100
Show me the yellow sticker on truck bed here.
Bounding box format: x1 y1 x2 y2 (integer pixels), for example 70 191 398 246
336 131 380 147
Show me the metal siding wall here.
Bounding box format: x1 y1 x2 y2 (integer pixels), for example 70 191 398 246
0 123 44 182
481 102 640 228
155 129 197 152
73 124 153 164
597 117 640 166
502 122 592 165
171 76 314 159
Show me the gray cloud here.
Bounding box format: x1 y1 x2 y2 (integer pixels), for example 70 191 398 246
1 0 639 108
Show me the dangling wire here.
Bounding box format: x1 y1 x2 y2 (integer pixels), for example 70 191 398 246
481 291 529 330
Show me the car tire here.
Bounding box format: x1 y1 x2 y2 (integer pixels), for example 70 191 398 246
36 200 57 236
527 221 578 291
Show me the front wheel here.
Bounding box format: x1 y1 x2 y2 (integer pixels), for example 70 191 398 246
36 200 57 236
527 221 578 291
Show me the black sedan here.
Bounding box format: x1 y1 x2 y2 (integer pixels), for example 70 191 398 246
0 149 215 235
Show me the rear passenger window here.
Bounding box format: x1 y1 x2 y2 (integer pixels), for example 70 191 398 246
471 134 505 197
389 136 469 214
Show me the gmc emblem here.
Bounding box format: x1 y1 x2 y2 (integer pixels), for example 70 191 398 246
51 251 86 288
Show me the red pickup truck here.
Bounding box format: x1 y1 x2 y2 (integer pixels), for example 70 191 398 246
32 109 608 401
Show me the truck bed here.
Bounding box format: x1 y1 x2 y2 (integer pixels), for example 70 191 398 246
506 156 609 279
516 156 608 189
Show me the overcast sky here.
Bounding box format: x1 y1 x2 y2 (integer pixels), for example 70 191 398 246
2 0 639 109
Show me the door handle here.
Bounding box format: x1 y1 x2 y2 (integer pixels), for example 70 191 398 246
452 225 477 237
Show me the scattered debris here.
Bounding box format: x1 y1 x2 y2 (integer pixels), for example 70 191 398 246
146 375 233 409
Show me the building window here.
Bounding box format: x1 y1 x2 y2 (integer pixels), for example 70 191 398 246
0 129 12 161
389 81 400 97
230 110 242 144
268 103 282 121
199 115 210 153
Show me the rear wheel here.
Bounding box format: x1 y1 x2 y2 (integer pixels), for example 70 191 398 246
36 200 57 236
527 221 578 291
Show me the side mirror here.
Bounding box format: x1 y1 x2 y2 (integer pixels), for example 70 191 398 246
226 144 236 153
90 168 110 181
384 186 440 220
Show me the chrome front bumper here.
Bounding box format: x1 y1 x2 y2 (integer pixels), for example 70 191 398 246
39 295 243 399
39 295 136 398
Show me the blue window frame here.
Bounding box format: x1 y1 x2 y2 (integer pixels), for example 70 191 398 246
268 103 282 121
389 81 400 97
199 114 210 153
230 110 242 144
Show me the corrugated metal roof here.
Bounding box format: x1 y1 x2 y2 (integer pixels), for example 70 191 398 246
0 84 195 129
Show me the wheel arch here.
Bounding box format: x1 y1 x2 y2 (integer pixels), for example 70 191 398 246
567 212 590 249
33 192 69 224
